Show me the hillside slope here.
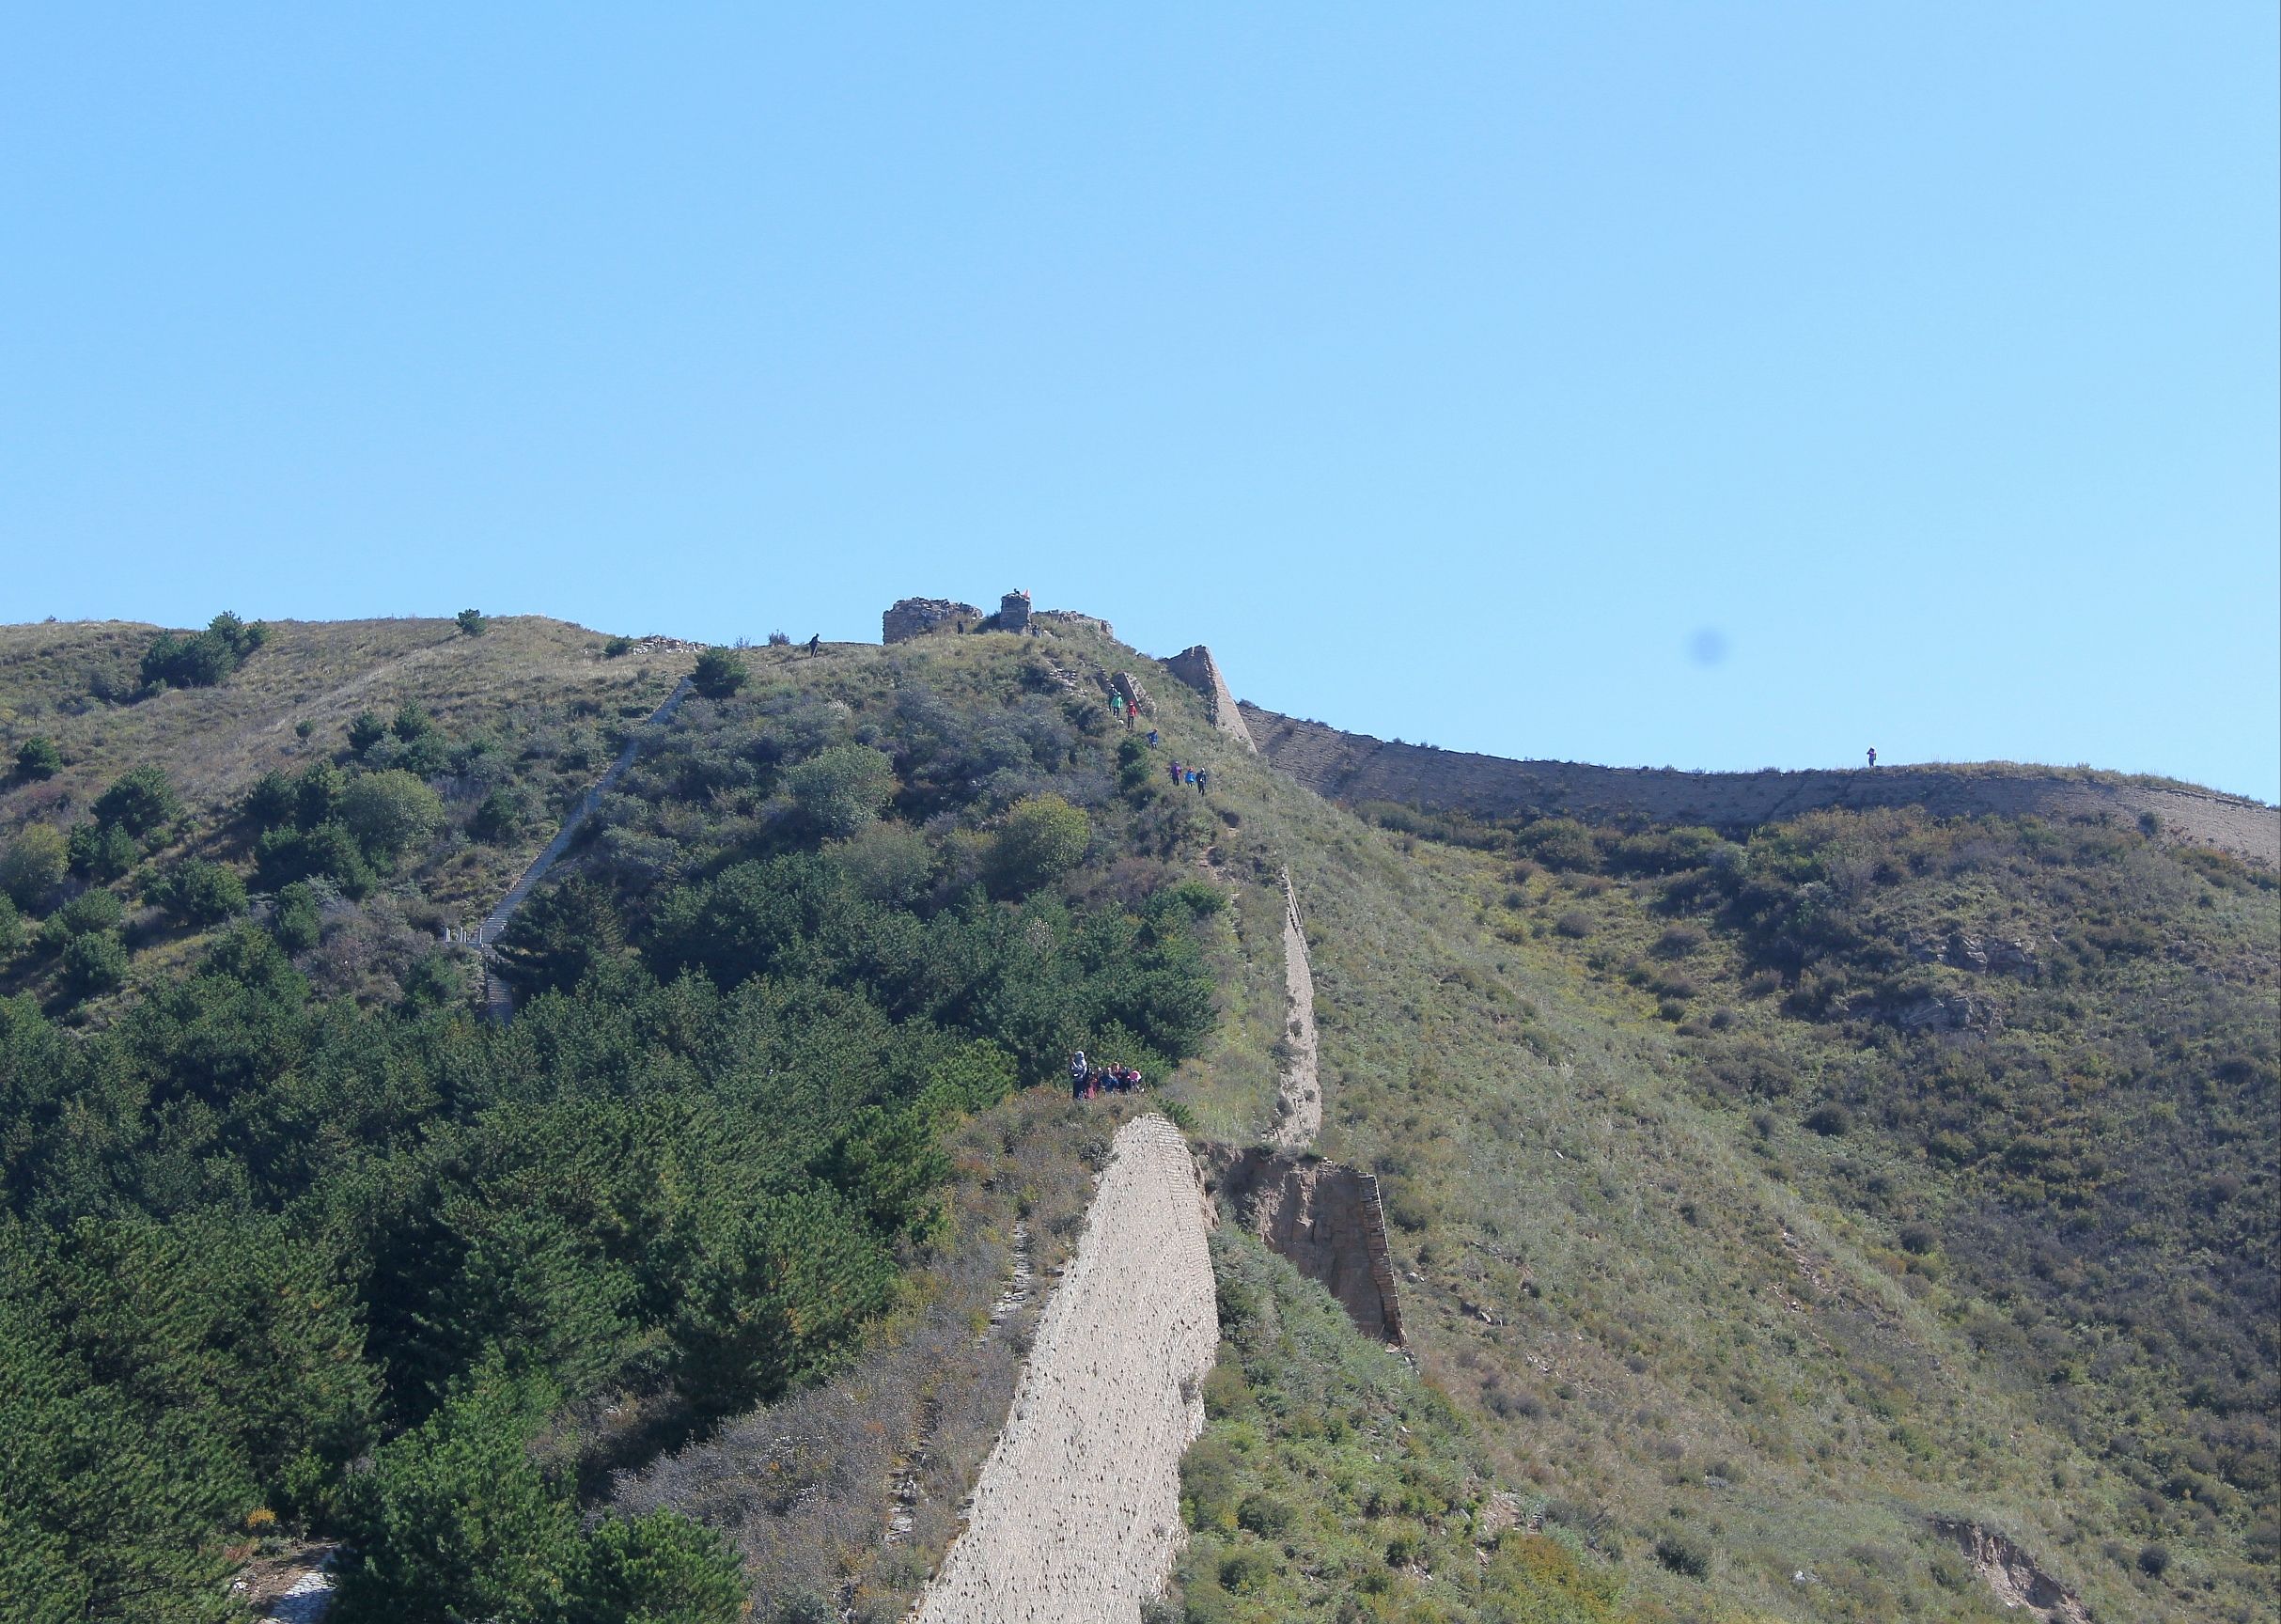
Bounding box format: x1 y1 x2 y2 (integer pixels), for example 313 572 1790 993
0 608 2270 1624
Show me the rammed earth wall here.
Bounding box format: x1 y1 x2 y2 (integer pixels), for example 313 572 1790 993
1241 704 2280 864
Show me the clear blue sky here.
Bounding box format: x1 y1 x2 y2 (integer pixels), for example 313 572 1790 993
4 6 2274 798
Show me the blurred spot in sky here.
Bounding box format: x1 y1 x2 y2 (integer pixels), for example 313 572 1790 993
1689 628 1730 667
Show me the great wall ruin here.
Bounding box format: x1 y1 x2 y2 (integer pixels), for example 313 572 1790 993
1238 700 2279 864
881 599 2276 862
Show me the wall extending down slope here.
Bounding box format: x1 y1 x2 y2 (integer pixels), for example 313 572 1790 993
911 1116 1217 1624
1241 703 2281 864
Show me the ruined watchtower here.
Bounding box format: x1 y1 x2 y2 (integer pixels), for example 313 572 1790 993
1163 645 1257 752
882 597 980 643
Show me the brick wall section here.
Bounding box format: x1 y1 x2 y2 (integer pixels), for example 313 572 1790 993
1241 704 2280 865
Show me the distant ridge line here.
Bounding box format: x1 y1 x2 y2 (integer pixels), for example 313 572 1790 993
1239 703 2280 865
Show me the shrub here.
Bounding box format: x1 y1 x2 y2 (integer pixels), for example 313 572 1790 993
471 788 526 845
2137 1543 2170 1577
273 882 322 953
334 1364 582 1621
1236 1493 1293 1537
1518 819 1601 871
455 609 488 637
139 613 267 689
256 821 375 898
1653 924 1707 959
151 859 248 928
68 820 141 882
1555 910 1593 939
1898 1221 1938 1256
55 886 125 938
1804 1102 1852 1137
60 930 129 998
987 795 1091 898
347 711 389 754
788 744 895 838
1219 1550 1273 1592
602 635 633 659
14 737 61 780
339 771 445 860
0 896 18 956
1654 1529 1712 1578
690 648 748 700
571 1510 744 1624
391 702 434 742
1 825 68 908
826 820 934 904
242 771 298 830
91 766 180 837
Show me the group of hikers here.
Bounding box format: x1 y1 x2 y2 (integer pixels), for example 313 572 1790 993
1068 1050 1145 1101
1107 692 1207 791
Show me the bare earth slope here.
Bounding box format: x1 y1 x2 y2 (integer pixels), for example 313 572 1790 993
912 1115 1218 1624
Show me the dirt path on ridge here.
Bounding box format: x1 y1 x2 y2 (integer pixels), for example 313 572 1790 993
910 1115 1217 1624
1267 867 1321 1149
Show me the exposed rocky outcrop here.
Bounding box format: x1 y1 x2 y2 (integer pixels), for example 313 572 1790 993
883 599 982 643
1242 704 2280 864
1887 991 2004 1036
1910 929 2044 976
1163 646 1256 752
1206 1149 1405 1345
1930 1520 2090 1623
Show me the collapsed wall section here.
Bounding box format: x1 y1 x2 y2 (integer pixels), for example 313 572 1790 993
1209 1149 1404 1344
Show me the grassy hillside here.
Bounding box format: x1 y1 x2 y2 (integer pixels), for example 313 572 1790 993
0 610 2269 1623
1163 763 2273 1622
0 615 1238 1620
1316 796 2278 1619
0 615 691 1010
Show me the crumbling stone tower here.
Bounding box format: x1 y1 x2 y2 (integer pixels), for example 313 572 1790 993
1163 645 1257 752
882 598 980 643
